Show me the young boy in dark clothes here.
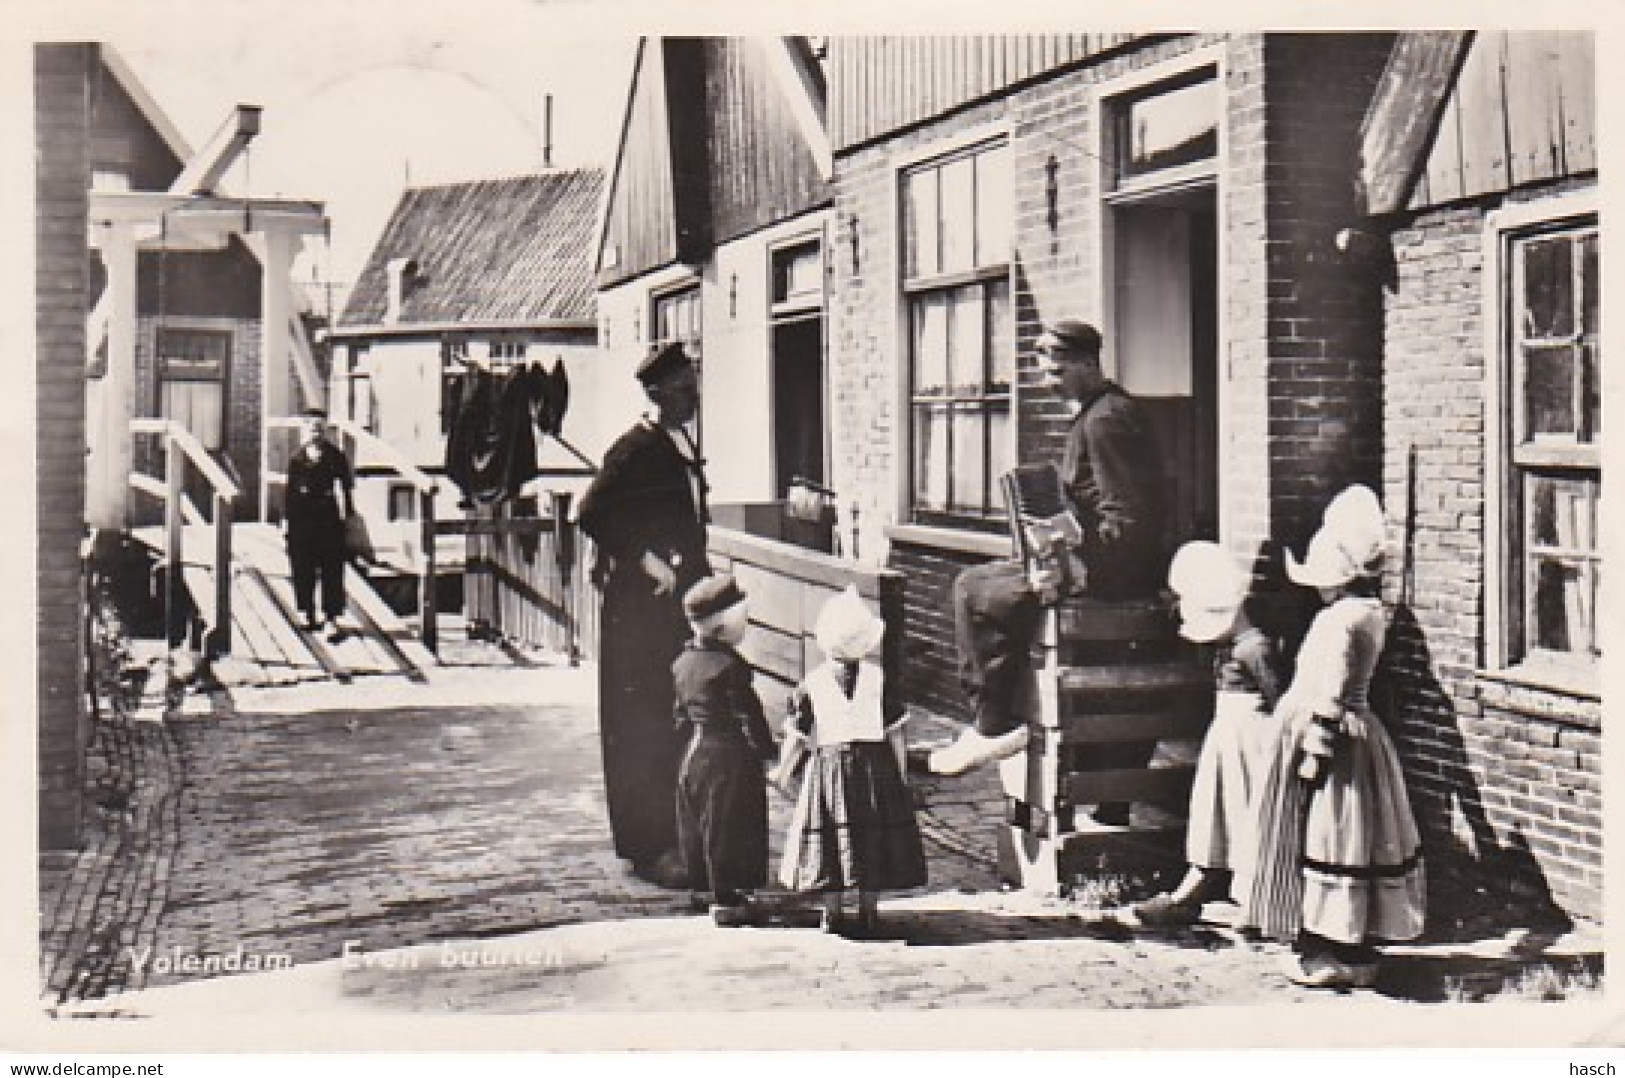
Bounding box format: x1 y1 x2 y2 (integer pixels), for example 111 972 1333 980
671 574 777 926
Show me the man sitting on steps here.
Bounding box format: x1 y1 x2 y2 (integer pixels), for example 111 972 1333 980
928 319 1169 827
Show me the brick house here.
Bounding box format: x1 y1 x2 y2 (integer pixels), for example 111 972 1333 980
819 33 1599 920
70 47 327 527
595 37 833 535
330 169 603 543
35 43 328 847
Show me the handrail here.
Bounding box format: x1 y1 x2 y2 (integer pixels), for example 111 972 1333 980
130 418 242 500
128 418 236 657
265 415 438 495
129 474 204 526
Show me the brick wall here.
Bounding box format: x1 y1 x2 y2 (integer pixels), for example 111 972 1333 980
35 43 92 850
830 33 1396 717
1381 181 1602 920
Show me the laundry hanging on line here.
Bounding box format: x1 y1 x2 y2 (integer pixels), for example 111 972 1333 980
444 358 571 507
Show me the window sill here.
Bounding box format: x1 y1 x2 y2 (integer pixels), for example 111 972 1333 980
886 523 1012 560
1475 663 1601 729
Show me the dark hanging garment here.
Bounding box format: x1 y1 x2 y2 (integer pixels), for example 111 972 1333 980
444 367 503 506
495 366 542 500
445 366 548 505
540 359 570 436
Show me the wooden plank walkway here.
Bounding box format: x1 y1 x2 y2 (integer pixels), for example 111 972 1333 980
133 522 435 689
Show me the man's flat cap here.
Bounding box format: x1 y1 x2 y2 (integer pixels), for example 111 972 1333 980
1044 319 1102 354
635 342 694 387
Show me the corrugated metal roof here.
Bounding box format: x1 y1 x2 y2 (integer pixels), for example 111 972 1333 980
340 169 604 328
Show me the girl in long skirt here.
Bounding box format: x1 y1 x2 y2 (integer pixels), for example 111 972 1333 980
1243 485 1426 989
771 586 927 937
1132 541 1286 926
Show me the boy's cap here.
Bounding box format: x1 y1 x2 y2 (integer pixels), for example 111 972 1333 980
635 342 693 387
683 573 747 621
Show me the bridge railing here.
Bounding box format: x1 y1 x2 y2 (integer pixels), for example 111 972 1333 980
129 418 240 656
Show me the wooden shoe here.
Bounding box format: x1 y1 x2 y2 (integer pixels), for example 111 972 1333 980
1130 892 1202 927
710 902 757 928
927 726 1030 775
1285 953 1373 989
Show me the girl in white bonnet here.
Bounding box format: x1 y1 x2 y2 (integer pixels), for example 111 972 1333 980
771 586 927 937
1243 484 1427 989
1132 540 1286 927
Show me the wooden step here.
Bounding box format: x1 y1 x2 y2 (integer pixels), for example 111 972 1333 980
1051 598 1178 643
1059 766 1197 809
1053 707 1213 744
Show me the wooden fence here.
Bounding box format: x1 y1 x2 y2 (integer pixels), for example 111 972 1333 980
462 517 902 681
462 504 600 663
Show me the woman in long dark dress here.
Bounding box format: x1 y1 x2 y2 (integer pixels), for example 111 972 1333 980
577 343 710 888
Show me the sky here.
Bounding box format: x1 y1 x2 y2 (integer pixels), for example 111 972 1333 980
69 0 644 307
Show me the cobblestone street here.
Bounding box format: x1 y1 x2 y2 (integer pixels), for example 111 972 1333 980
37 635 1605 1039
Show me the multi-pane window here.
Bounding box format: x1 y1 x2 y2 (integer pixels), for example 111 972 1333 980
1504 221 1600 670
902 139 1013 523
653 286 702 364
156 327 229 451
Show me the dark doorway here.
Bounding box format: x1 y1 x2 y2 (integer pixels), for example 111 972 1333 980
772 315 825 495
1111 186 1219 547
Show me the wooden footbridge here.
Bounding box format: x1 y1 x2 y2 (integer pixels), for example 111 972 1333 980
128 416 445 690
133 521 437 688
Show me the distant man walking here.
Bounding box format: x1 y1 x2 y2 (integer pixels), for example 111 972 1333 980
284 409 355 642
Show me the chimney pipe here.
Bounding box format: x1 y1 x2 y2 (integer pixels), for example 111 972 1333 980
543 93 553 169
385 257 417 325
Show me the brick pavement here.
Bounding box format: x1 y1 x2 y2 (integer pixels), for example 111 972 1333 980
40 633 1605 1023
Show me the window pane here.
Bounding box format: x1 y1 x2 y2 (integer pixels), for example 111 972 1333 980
1522 345 1577 438
1583 343 1600 441
903 168 938 279
1531 556 1586 654
912 294 949 393
1593 563 1603 656
161 381 223 450
1119 75 1218 181
950 407 986 514
947 285 985 393
975 143 1012 268
1527 473 1596 552
988 404 1012 514
1521 237 1574 339
988 279 1013 390
914 405 949 510
939 155 975 276
1582 232 1598 337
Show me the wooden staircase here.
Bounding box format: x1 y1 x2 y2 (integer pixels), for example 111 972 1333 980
996 596 1215 894
136 522 436 688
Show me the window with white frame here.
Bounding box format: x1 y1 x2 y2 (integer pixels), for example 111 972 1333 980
1497 215 1600 676
902 138 1013 524
653 285 702 365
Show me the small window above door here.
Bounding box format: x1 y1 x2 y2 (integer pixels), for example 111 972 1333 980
1108 67 1220 195
771 240 823 318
